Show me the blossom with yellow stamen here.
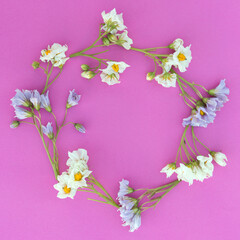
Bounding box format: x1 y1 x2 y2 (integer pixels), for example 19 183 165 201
155 71 177 88
172 45 192 72
53 172 77 199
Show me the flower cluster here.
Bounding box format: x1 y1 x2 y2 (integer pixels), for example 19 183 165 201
118 180 141 232
183 80 229 128
101 8 133 50
54 149 92 199
161 152 227 185
40 43 69 68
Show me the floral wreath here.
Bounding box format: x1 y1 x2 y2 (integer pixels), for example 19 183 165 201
10 8 229 233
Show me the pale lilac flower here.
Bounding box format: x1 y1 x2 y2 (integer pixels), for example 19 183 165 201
66 89 81 109
41 91 52 112
11 89 32 107
42 122 54 139
30 90 41 111
74 123 86 133
118 179 134 198
210 152 227 167
119 196 138 210
10 120 20 128
182 107 216 128
14 106 33 119
209 79 229 101
119 207 141 232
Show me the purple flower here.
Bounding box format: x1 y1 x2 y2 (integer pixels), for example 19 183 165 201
41 91 52 112
11 89 32 107
182 107 216 128
14 106 33 119
66 89 81 109
119 196 138 210
209 79 229 104
30 90 41 111
42 122 54 139
118 179 134 198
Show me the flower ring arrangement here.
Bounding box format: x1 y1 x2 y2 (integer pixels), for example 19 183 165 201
10 8 229 233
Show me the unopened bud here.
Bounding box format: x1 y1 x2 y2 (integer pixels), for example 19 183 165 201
81 71 96 79
81 64 89 71
146 72 155 81
10 120 20 129
74 123 86 133
32 61 40 69
102 37 110 46
108 34 118 43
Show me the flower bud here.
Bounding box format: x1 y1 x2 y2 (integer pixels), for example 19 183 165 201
146 72 155 81
108 34 118 43
81 64 89 71
74 123 86 133
81 71 96 79
102 37 110 46
10 120 20 129
32 61 40 69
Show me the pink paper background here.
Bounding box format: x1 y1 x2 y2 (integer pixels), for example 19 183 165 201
1 0 240 239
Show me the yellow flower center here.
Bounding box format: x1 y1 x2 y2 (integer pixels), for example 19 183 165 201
112 64 119 72
45 50 51 55
63 185 71 194
74 172 83 181
200 110 205 116
178 53 186 61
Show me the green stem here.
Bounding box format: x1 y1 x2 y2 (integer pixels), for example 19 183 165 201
192 127 211 152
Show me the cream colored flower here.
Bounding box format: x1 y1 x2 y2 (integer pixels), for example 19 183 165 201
155 71 177 88
100 72 120 85
197 154 214 178
68 165 92 189
100 61 130 85
53 172 77 199
116 30 133 50
161 55 175 72
172 45 192 72
175 163 194 185
170 38 184 50
66 148 89 171
211 152 227 167
40 43 69 67
101 8 126 34
160 163 176 178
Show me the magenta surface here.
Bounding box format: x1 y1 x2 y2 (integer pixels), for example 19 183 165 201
1 0 240 239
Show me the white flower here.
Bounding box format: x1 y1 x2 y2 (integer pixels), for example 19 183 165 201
100 72 120 85
101 8 126 34
160 163 176 178
172 45 192 72
161 55 175 72
40 43 69 67
68 165 92 189
155 71 177 88
118 179 134 198
100 61 130 85
197 154 214 178
103 61 130 74
116 30 133 50
66 148 89 171
119 207 141 232
175 163 194 185
170 38 184 50
53 172 77 199
211 152 227 167
191 163 207 182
